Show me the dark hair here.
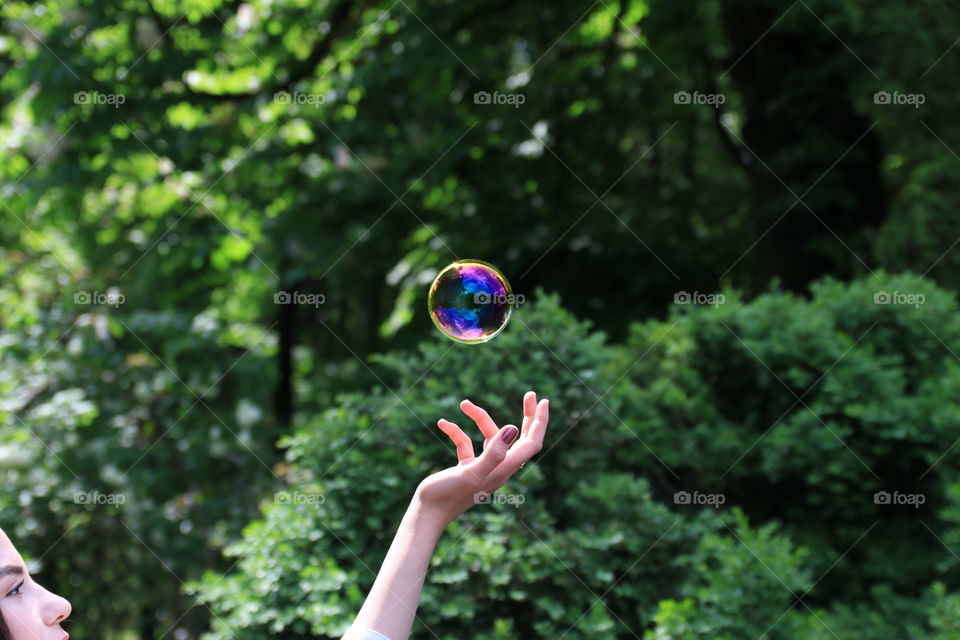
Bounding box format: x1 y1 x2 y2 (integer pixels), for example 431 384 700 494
0 608 9 640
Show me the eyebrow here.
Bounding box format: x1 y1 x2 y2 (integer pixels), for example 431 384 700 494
0 565 24 579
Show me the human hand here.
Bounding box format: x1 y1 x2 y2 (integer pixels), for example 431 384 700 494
413 391 550 526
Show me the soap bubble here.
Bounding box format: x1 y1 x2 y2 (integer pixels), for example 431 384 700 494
428 259 513 343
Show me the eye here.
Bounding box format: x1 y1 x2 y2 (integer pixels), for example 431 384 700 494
6 580 24 597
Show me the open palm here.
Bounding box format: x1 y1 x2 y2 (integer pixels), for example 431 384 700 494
415 391 550 523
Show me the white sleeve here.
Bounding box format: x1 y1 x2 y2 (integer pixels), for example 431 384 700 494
341 627 394 640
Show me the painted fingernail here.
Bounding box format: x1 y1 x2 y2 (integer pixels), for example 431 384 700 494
501 425 520 444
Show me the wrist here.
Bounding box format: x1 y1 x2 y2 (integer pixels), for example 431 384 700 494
407 492 454 538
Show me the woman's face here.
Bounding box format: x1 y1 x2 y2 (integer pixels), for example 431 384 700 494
0 529 71 640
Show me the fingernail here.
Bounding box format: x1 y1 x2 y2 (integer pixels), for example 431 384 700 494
501 425 519 444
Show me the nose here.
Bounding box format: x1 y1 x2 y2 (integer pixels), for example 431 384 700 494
40 586 72 627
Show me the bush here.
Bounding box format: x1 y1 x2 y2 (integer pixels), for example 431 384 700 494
0 299 279 640
613 271 960 599
188 291 708 640
190 274 960 638
645 508 811 640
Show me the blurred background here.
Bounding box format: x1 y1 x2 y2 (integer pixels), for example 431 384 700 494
2 0 960 638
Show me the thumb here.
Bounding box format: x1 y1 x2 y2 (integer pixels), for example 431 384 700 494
466 424 519 480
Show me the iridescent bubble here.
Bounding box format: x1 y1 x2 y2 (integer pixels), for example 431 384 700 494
428 259 513 343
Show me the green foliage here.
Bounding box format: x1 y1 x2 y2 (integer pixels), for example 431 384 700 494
191 280 960 639
645 509 811 640
190 292 707 640
4 0 960 638
0 254 281 639
613 271 960 597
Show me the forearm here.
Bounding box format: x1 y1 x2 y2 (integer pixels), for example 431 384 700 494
345 393 548 640
348 494 448 640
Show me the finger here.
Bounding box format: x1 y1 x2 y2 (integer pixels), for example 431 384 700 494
526 398 549 450
480 452 538 494
437 418 475 463
481 445 534 492
464 424 519 481
489 418 546 483
460 399 500 440
481 458 522 492
520 391 537 437
479 400 549 490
